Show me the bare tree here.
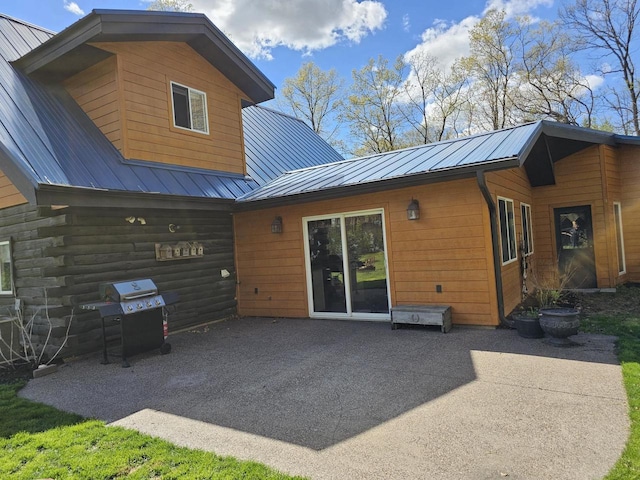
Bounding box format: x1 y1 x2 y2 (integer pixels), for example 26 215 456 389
343 55 408 155
561 0 640 135
514 19 597 126
147 0 194 12
278 62 344 143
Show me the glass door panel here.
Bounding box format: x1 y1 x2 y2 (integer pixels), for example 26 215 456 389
345 214 389 313
307 218 347 313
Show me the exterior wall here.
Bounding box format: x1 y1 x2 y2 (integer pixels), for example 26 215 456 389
64 56 122 152
531 145 614 288
0 203 237 357
485 168 534 316
0 167 27 209
234 178 499 326
602 145 626 285
65 41 248 174
620 145 640 282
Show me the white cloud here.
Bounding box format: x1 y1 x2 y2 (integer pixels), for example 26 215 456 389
402 14 410 32
404 0 554 71
64 1 85 16
192 0 387 60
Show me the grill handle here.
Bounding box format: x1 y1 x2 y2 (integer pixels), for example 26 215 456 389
121 291 157 301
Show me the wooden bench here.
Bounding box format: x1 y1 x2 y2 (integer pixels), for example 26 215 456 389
391 305 452 333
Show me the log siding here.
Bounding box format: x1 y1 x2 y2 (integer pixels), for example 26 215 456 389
0 203 237 357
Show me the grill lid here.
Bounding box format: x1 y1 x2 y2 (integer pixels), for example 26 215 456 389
100 279 158 302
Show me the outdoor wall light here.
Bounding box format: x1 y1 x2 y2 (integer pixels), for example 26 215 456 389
271 216 283 234
407 199 420 220
168 223 181 233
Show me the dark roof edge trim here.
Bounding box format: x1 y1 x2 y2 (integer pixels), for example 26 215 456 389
234 157 520 211
36 184 235 211
540 120 617 146
614 134 640 145
0 147 38 204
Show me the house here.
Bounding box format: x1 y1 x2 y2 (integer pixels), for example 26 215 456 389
0 10 341 355
0 10 638 358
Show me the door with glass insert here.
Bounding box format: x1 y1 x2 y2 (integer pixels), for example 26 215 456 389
305 211 389 318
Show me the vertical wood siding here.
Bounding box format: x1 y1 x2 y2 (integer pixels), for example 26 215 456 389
485 168 533 316
234 179 499 326
0 168 27 209
64 56 122 152
620 145 640 282
0 203 237 357
85 41 248 174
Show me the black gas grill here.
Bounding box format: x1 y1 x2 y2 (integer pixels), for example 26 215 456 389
82 279 178 367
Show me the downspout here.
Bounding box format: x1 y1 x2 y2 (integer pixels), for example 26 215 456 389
476 170 509 327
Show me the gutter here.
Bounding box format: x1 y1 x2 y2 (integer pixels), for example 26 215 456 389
476 170 509 327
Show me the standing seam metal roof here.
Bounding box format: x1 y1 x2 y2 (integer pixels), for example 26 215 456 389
0 12 342 205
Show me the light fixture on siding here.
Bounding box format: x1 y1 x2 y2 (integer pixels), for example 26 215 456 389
407 199 420 220
271 216 283 234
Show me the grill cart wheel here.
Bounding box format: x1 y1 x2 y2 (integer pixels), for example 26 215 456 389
160 342 172 355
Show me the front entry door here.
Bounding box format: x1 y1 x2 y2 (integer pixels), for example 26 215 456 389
304 211 390 319
554 205 597 288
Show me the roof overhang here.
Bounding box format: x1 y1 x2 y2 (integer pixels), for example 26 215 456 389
35 184 236 211
12 9 274 104
234 157 520 211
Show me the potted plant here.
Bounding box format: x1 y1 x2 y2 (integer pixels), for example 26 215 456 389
531 263 581 346
512 307 545 339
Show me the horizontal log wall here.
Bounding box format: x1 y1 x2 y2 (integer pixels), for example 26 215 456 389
0 203 237 357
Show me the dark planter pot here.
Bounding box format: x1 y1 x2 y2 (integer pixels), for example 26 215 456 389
538 307 580 346
513 314 544 339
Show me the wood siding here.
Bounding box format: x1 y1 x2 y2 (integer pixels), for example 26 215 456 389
81 41 247 173
485 168 533 316
234 179 499 326
620 145 640 282
64 56 122 152
0 167 27 209
0 203 237 357
531 145 613 288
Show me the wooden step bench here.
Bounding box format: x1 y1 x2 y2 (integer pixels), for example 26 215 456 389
391 305 452 333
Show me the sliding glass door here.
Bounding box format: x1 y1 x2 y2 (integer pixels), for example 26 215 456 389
304 210 390 319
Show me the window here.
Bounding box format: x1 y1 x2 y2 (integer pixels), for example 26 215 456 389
498 197 517 264
0 241 12 294
614 202 626 275
170 82 209 134
521 203 534 256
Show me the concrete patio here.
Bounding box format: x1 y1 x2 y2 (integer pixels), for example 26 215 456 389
20 317 629 479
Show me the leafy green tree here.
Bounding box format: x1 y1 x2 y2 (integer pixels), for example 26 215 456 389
278 62 344 144
344 55 408 155
561 0 640 135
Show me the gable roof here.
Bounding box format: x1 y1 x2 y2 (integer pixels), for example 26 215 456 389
0 12 341 210
13 9 274 104
236 121 639 207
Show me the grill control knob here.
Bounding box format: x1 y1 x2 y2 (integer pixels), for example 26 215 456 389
137 303 143 310
146 301 152 307
127 305 133 312
155 299 161 305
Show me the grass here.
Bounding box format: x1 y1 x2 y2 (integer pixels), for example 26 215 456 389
580 299 640 479
0 381 305 480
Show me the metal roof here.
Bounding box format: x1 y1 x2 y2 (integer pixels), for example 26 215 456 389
0 13 341 209
14 9 275 104
237 123 542 203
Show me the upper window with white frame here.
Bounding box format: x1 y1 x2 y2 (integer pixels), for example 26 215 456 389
498 197 517 264
521 202 534 256
0 241 12 295
170 82 209 134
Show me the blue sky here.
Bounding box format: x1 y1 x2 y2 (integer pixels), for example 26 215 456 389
0 0 561 94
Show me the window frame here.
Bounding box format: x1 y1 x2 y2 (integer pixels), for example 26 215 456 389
497 196 517 265
613 202 626 275
0 240 13 295
170 81 209 135
520 202 534 256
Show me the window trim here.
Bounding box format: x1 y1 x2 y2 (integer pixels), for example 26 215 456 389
520 202 534 256
170 81 210 135
497 196 517 265
613 202 626 275
0 240 13 295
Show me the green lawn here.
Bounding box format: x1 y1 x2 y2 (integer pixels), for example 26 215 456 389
0 381 305 480
580 310 640 479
